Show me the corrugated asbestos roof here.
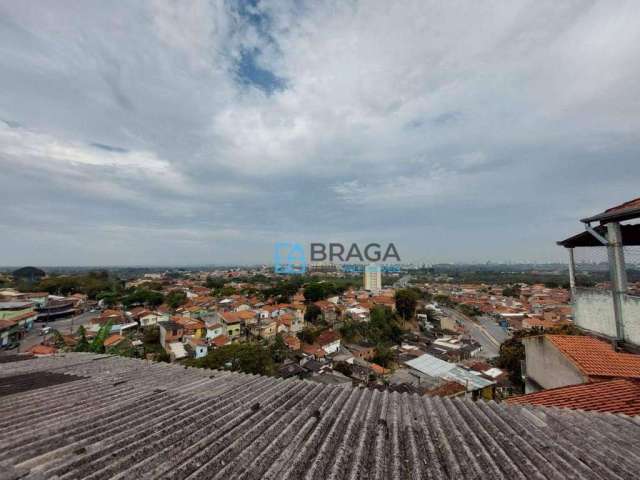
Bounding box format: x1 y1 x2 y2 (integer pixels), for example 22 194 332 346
405 352 457 377
405 353 495 391
1 353 640 479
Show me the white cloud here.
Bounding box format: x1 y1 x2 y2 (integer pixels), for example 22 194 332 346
1 1 640 264
0 122 189 193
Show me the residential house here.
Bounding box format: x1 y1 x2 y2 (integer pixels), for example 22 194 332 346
172 316 205 338
96 309 127 326
346 343 376 361
204 319 224 340
186 337 208 359
523 334 640 393
276 311 304 334
371 296 396 311
314 301 339 324
250 318 277 340
219 311 243 340
158 321 184 348
316 330 341 355
283 334 301 351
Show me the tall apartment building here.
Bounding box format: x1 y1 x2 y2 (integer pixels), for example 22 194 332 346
364 264 382 292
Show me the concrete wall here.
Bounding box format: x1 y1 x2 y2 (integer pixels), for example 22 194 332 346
573 288 617 337
573 289 640 346
622 294 640 345
523 336 585 392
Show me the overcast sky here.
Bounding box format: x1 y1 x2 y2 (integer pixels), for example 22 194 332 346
1 1 639 266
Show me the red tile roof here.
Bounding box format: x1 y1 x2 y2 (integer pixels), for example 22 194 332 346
29 344 57 355
103 334 124 347
220 312 242 324
370 363 389 375
604 197 640 215
316 330 340 346
507 379 640 416
212 335 229 347
582 196 640 223
547 335 640 379
302 343 325 357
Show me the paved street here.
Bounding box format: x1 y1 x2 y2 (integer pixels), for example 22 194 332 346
441 307 508 358
17 311 98 354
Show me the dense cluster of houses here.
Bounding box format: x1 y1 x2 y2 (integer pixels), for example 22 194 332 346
428 282 573 332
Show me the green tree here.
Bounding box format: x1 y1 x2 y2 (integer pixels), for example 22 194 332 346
458 304 481 318
74 325 90 352
372 344 394 368
108 339 137 358
97 291 120 308
122 288 163 308
297 326 320 344
50 329 66 350
303 283 327 303
165 290 187 309
270 335 289 363
395 289 419 321
497 336 526 385
143 325 160 345
186 343 274 375
304 304 322 324
219 286 236 297
502 285 521 298
90 321 113 353
205 276 227 289
433 294 453 306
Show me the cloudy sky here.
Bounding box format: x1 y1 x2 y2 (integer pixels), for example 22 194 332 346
1 1 639 266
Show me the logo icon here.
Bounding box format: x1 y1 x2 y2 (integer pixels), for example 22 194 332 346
274 242 306 274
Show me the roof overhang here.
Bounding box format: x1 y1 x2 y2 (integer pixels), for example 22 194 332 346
582 207 640 224
581 197 640 224
557 224 640 248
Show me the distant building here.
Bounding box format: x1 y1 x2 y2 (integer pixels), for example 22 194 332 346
364 264 381 292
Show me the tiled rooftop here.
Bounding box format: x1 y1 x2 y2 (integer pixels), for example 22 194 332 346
0 353 639 479
507 379 640 416
547 335 640 379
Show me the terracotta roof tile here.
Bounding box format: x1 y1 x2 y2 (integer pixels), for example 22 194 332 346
507 379 640 416
28 344 57 355
212 335 229 347
547 335 640 379
103 334 124 347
